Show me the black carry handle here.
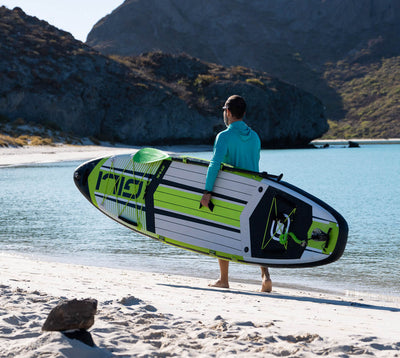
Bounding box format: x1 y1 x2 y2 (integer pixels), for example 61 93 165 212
261 171 283 181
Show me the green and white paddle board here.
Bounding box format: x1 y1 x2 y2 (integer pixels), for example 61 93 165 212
74 148 348 267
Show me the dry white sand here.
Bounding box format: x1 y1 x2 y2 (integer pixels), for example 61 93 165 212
0 143 212 167
1 253 399 357
1 145 400 357
0 144 141 167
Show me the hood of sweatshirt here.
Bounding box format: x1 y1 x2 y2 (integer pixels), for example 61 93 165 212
229 121 252 141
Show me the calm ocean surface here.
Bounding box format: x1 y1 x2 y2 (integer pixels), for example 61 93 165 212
1 145 399 298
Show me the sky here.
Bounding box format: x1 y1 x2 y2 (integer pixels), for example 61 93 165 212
1 0 124 42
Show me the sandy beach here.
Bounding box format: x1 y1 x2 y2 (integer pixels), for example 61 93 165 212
0 144 142 167
1 145 400 357
1 253 399 357
0 143 212 167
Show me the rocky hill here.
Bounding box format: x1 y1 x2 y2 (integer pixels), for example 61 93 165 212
87 0 400 138
0 6 327 147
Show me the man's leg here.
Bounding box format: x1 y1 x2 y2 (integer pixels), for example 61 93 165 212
208 259 230 288
261 266 272 292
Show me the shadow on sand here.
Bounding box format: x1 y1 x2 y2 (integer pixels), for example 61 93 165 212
157 283 400 313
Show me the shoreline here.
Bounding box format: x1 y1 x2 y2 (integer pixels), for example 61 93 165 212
0 143 213 167
1 139 399 167
311 138 400 146
1 253 400 357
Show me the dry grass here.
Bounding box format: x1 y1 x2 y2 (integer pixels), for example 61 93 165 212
0 134 26 147
0 133 54 147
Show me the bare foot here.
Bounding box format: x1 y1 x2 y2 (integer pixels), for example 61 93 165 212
208 279 229 288
260 278 272 293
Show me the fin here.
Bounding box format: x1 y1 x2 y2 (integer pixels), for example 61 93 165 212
132 148 170 163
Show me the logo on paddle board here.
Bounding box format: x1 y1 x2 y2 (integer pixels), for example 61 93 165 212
95 171 144 199
270 214 290 241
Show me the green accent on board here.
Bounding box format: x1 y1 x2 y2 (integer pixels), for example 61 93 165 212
88 154 166 231
279 232 306 250
154 186 244 227
88 157 109 207
307 221 339 254
132 147 170 163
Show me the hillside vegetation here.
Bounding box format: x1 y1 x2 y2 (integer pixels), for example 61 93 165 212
87 0 400 139
0 6 327 148
323 57 400 138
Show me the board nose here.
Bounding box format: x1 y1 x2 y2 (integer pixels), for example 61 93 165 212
73 158 102 202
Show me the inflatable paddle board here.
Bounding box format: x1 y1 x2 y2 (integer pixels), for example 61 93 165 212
74 148 348 268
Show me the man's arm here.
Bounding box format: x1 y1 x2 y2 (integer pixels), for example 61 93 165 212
201 133 228 208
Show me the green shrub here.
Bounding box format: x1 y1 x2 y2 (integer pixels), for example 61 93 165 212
246 78 265 87
194 74 219 87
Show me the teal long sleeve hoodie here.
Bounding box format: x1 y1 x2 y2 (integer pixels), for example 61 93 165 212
205 121 261 192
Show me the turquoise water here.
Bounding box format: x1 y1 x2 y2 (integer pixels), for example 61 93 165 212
1 145 399 297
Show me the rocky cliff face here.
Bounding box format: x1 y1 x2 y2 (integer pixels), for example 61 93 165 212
88 0 400 64
86 0 400 137
0 6 327 147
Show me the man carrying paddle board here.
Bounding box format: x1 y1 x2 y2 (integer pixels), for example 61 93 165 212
200 95 272 292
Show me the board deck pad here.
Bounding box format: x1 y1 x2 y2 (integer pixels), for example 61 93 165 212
74 148 348 268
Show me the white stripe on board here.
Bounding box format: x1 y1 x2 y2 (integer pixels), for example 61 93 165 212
155 214 241 242
165 162 259 202
155 214 243 254
153 204 241 232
